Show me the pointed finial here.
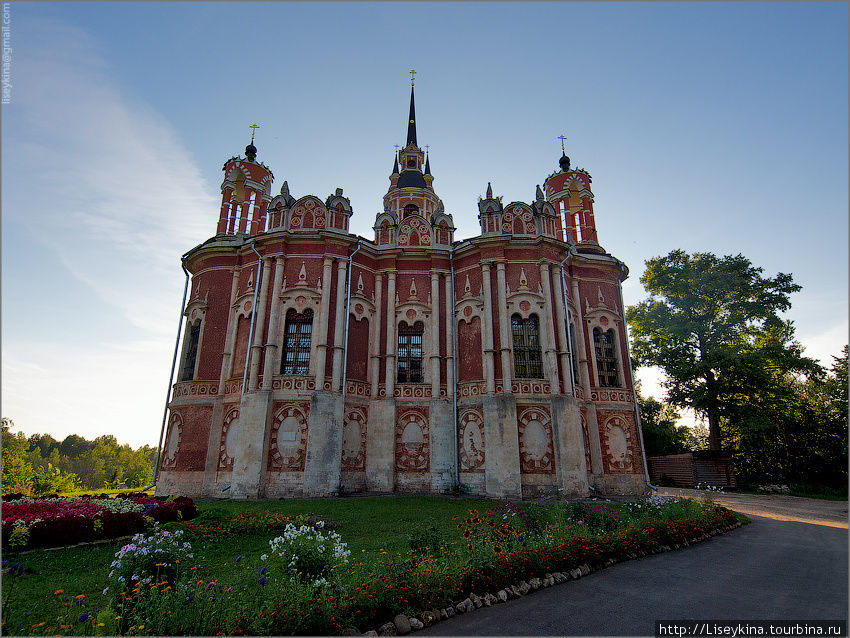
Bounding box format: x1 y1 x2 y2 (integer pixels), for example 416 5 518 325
410 68 416 86
536 184 544 201
486 182 493 199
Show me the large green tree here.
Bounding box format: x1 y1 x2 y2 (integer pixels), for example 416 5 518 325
626 250 819 451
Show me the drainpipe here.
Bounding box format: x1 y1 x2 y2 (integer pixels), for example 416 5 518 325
616 265 656 492
147 253 192 491
449 244 459 490
341 240 363 396
241 242 263 394
559 253 577 397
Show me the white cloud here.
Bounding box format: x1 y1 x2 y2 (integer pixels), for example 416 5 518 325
2 17 217 447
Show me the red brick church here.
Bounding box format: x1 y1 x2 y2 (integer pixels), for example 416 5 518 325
156 82 650 499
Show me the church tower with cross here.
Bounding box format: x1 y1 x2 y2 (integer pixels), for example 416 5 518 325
156 75 649 500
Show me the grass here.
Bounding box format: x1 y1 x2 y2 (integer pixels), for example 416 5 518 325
2 494 742 636
729 483 848 501
2 496 493 624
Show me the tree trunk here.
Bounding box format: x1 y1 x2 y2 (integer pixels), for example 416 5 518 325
705 370 722 451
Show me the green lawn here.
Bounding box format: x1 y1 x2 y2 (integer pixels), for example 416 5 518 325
2 496 494 626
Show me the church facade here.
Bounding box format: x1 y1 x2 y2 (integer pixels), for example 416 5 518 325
156 85 649 500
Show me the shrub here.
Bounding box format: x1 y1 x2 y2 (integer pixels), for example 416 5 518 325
262 521 351 585
108 526 193 589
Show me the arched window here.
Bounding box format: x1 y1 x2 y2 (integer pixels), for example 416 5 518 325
397 321 424 383
593 327 619 387
180 321 201 381
403 204 419 220
281 309 313 375
511 313 543 379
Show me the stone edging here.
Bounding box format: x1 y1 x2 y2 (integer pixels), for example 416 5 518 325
355 521 744 636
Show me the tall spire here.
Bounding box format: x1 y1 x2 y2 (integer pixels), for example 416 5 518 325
406 84 417 147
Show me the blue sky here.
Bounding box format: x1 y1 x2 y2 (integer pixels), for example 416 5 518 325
2 2 847 448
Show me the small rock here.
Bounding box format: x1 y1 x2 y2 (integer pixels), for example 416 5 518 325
364 631 378 637
580 564 591 576
445 607 455 618
378 623 397 636
454 602 466 614
431 609 441 623
529 577 542 590
553 572 566 584
544 576 555 587
510 584 522 598
465 599 476 612
394 614 411 635
440 609 449 620
569 568 582 579
545 572 553 580
472 596 483 609
518 581 531 595
420 611 435 627
484 593 496 606
497 590 509 603
409 618 423 631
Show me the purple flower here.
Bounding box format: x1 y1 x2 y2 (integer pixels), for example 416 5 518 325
206 582 215 590
258 576 267 587
78 613 90 623
74 598 85 606
235 555 242 563
186 594 195 603
259 566 269 576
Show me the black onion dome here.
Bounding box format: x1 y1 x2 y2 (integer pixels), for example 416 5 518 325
559 152 570 172
245 143 258 161
396 170 427 189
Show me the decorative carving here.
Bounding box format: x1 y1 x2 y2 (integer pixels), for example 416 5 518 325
342 406 368 471
602 414 634 472
517 406 555 474
163 412 182 468
397 217 432 247
458 409 485 472
299 262 307 282
268 403 310 471
357 274 364 293
218 408 240 470
172 381 219 398
409 278 418 299
396 409 430 472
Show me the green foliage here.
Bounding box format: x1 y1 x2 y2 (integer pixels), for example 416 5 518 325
636 393 692 456
1 418 155 495
408 518 444 555
627 250 820 451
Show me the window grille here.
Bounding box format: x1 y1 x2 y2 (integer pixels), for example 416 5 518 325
281 309 313 375
512 313 543 379
593 327 619 387
180 322 201 381
397 321 424 383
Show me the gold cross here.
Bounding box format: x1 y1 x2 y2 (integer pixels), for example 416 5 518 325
425 144 430 154
394 144 400 154
558 134 567 153
250 123 260 143
410 69 416 86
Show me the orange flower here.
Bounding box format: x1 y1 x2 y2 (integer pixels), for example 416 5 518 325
54 589 64 595
75 594 86 599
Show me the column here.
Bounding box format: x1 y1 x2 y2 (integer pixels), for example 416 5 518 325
570 278 592 397
539 262 560 396
495 261 511 392
262 257 285 390
444 274 454 397
227 198 238 234
248 258 273 391
371 274 383 397
218 267 241 393
430 271 441 397
314 257 334 389
552 265 574 395
384 271 397 397
481 263 496 394
331 259 348 392
217 188 233 234
237 196 251 233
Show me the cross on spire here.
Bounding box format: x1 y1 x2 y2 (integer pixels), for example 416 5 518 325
558 134 567 153
425 144 430 154
410 69 416 86
250 123 260 143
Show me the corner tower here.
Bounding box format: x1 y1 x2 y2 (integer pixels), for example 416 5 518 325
543 141 598 244
216 130 274 236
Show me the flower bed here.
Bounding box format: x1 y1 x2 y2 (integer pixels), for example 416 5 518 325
0 495 746 636
1 493 197 551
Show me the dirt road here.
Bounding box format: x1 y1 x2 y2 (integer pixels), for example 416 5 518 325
658 487 848 528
